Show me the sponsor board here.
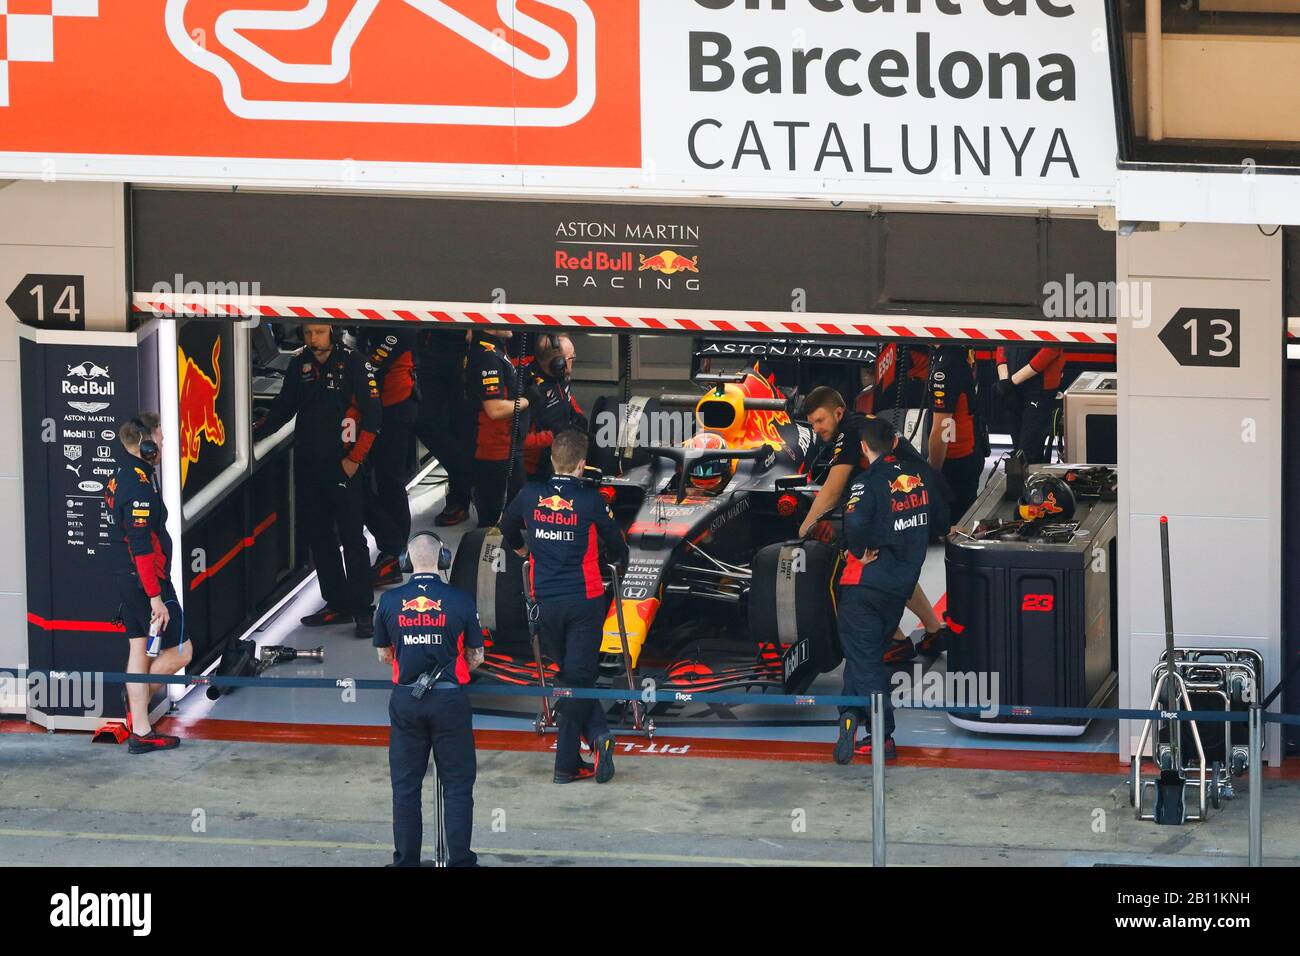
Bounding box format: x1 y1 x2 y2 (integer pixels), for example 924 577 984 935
0 1 1114 206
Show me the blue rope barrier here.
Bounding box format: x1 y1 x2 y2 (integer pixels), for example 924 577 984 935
8 668 1284 723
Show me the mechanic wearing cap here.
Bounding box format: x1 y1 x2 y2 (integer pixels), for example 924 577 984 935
255 323 382 638
107 413 189 754
415 328 474 528
833 416 931 764
500 429 628 784
358 329 419 587
994 345 1066 464
466 329 531 528
523 334 588 481
375 532 483 867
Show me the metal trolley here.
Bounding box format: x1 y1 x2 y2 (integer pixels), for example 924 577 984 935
1128 518 1262 823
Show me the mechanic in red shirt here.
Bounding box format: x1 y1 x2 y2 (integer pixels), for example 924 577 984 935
107 413 188 753
466 330 532 528
359 329 419 587
994 345 1066 464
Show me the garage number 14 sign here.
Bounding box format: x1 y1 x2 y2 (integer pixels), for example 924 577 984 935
1158 308 1241 369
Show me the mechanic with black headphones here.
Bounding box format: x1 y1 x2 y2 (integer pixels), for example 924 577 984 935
255 322 382 638
523 333 588 481
106 412 189 754
373 530 484 867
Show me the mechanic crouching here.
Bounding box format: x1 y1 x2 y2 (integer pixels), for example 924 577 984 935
833 417 931 765
500 429 628 784
374 532 484 867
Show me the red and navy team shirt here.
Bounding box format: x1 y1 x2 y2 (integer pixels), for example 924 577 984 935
499 474 629 603
106 458 172 597
373 575 485 686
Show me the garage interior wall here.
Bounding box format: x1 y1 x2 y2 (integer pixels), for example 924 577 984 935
0 180 128 695
1118 222 1284 764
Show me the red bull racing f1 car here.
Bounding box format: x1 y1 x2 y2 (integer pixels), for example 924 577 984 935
450 362 847 706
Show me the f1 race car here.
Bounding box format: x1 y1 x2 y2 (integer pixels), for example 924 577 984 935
450 361 846 702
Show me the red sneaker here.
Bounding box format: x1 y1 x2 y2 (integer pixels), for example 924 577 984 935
553 766 596 784
883 638 917 665
128 731 180 754
853 735 898 761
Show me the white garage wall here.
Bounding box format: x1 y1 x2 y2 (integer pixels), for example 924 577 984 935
0 179 127 693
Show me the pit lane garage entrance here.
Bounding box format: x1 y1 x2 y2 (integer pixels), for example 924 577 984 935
15 187 1135 759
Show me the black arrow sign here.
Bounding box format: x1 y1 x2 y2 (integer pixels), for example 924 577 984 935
1158 308 1240 368
5 274 86 330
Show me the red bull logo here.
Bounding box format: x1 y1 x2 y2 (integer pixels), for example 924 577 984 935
638 251 699 275
401 596 442 613
178 337 226 488
890 473 925 494
536 494 575 512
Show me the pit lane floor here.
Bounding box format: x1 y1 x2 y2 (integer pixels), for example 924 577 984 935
1 729 1296 867
173 460 1119 759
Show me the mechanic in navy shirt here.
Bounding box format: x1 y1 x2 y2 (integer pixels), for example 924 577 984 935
500 429 629 784
833 417 930 765
107 413 188 754
374 533 484 867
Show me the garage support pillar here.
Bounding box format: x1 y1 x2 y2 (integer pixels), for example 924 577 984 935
1117 223 1283 765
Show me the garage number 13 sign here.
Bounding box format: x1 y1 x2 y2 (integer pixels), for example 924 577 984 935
1158 308 1241 369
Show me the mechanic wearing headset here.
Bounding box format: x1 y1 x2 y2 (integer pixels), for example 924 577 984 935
834 416 930 765
994 345 1066 464
374 532 483 867
357 328 419 587
500 429 629 784
255 322 382 639
523 334 588 481
107 413 189 754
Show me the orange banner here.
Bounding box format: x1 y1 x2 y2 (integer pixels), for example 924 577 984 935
0 0 640 168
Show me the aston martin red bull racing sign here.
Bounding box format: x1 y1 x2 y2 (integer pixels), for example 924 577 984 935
0 0 1116 206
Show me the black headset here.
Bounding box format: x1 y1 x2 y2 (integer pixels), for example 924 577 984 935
400 530 453 575
130 416 159 462
546 352 568 379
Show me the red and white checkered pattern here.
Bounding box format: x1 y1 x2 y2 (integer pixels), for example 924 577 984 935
0 0 98 108
132 291 1120 345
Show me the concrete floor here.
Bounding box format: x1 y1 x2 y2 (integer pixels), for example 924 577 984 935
2 732 1296 867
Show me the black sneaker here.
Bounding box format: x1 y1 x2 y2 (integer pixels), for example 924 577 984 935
301 606 351 627
355 617 375 640
434 506 469 528
883 637 917 665
593 733 617 783
916 627 952 657
553 766 597 784
833 713 859 765
128 731 180 754
371 554 403 586
853 735 899 761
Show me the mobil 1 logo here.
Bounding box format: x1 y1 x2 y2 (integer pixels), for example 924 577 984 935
6 274 85 330
1158 308 1240 368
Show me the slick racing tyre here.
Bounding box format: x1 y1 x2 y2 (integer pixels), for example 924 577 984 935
588 394 664 476
749 540 843 693
449 527 528 640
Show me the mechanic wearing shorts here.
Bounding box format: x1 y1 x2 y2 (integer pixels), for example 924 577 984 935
994 345 1066 464
833 417 931 764
500 429 629 784
107 413 189 754
374 533 483 867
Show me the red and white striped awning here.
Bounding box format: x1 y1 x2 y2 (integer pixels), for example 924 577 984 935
132 292 1119 345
